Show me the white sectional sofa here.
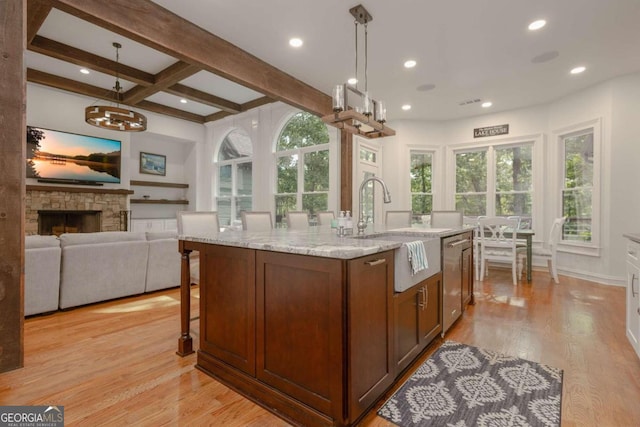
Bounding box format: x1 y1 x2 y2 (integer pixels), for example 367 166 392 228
24 230 183 314
25 235 61 316
59 231 150 309
144 231 181 292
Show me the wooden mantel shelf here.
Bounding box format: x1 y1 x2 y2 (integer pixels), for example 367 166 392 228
130 199 188 205
27 185 134 195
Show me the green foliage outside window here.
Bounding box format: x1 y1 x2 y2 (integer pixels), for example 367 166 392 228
275 112 330 225
562 132 594 241
410 152 433 215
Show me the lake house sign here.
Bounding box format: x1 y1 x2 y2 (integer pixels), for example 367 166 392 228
474 124 509 138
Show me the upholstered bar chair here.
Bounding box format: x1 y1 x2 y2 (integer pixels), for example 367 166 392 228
241 211 273 232
177 211 220 236
430 210 463 228
385 210 412 229
316 211 335 228
479 217 526 285
177 211 220 287
286 211 309 230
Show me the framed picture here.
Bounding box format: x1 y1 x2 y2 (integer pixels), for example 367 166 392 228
139 152 166 176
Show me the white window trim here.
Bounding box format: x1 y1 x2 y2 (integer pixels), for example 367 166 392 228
553 118 602 257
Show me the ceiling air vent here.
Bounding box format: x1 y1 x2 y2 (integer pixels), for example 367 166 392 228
458 98 481 106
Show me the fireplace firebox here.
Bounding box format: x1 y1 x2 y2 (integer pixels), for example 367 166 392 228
38 210 102 236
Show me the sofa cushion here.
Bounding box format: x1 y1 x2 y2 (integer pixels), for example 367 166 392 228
59 231 145 247
25 235 60 249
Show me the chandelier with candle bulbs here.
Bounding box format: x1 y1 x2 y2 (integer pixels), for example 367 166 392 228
321 4 395 139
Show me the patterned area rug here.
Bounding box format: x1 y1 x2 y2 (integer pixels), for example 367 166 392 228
378 341 563 426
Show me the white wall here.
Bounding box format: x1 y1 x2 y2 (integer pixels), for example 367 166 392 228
384 73 640 285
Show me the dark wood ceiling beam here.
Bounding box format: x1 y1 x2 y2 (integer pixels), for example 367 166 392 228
27 68 205 124
29 35 155 86
50 0 332 117
204 96 275 123
135 100 205 124
123 61 200 104
166 84 240 113
27 68 118 101
27 0 53 44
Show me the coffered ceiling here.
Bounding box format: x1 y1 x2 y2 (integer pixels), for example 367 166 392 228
26 0 640 125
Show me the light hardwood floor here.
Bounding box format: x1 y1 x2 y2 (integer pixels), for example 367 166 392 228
1 270 639 426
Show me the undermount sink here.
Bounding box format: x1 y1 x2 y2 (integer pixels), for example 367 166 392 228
353 234 441 292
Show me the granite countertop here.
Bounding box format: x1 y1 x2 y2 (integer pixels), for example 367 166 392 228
624 233 640 244
180 225 474 259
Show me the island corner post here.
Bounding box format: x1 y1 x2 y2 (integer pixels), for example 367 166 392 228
177 240 193 356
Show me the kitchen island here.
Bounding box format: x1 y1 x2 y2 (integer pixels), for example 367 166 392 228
177 226 472 427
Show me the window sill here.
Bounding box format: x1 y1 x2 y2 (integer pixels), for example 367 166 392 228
558 242 601 257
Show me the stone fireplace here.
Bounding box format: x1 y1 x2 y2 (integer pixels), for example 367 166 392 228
26 185 133 235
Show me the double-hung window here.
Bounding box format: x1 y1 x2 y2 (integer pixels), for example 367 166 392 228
561 128 595 243
454 142 534 222
216 129 252 227
275 112 330 227
410 151 434 216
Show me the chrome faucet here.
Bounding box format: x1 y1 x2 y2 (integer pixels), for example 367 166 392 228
357 176 392 234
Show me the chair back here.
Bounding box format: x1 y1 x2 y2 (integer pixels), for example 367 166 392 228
385 210 412 228
177 211 220 236
507 216 522 229
430 210 463 228
286 211 309 230
316 211 335 227
241 211 273 231
478 217 519 260
548 217 567 253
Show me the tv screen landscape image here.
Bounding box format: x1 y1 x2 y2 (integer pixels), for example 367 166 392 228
26 126 121 184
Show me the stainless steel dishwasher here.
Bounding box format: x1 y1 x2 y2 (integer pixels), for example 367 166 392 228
442 233 472 334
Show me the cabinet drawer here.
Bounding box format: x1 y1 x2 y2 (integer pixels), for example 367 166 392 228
628 241 640 266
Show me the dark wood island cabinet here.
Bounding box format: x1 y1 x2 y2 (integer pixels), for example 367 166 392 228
182 240 396 427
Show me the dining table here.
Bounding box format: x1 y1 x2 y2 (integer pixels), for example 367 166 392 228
506 229 535 282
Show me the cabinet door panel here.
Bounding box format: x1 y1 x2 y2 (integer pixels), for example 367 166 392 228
421 274 442 343
394 287 421 372
348 251 394 420
256 251 344 416
200 245 255 375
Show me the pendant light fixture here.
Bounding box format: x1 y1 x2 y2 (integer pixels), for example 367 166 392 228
322 4 395 139
85 42 147 132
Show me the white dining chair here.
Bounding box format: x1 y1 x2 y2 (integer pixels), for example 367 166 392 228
385 210 412 228
520 216 566 283
286 211 309 230
241 211 273 232
430 210 463 228
478 217 526 286
464 215 486 281
316 211 335 228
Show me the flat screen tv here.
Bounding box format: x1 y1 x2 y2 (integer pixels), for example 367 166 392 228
26 126 121 184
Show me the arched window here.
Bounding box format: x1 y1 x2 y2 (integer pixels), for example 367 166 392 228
274 112 330 227
216 129 252 227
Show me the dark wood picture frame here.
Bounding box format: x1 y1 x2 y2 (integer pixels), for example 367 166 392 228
139 152 166 176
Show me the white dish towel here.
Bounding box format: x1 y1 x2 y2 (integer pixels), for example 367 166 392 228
405 240 428 275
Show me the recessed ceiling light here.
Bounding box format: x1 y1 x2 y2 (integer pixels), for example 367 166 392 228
404 59 417 69
289 38 303 48
180 99 188 104
482 101 493 108
401 104 412 111
79 68 90 74
528 19 546 31
347 78 358 85
570 66 586 74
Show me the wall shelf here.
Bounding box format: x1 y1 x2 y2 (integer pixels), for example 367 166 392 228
130 180 189 189
130 199 189 205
